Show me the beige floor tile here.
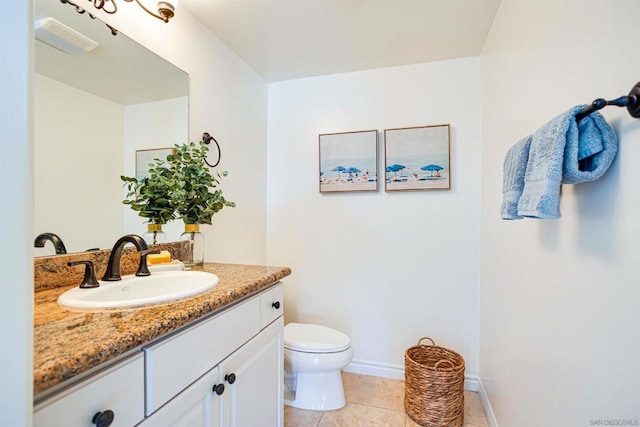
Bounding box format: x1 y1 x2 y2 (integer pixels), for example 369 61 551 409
463 391 488 427
405 414 421 427
318 402 406 427
284 405 323 427
285 372 488 427
342 372 405 412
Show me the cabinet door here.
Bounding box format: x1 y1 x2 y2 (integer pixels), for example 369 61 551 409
144 296 260 415
34 354 144 427
219 318 284 427
137 366 222 427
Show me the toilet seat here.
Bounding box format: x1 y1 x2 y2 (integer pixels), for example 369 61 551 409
284 323 351 353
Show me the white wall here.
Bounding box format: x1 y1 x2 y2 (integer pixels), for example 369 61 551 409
92 3 269 264
34 74 124 254
267 58 481 378
123 97 188 242
480 1 640 426
0 1 33 425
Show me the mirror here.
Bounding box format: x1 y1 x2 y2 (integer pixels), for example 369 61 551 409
34 0 189 256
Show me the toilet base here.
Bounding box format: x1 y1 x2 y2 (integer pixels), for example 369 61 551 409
283 370 346 411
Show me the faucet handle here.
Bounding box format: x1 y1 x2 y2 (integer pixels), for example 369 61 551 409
136 250 161 277
67 261 100 289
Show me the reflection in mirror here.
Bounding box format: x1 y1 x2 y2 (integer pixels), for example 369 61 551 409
34 0 189 256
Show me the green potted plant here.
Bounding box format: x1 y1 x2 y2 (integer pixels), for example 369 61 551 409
167 141 235 267
121 157 176 245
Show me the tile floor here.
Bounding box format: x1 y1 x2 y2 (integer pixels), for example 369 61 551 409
284 372 489 427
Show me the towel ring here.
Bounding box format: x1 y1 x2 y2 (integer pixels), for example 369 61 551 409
202 132 221 168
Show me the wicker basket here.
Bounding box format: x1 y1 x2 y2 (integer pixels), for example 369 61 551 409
404 337 465 427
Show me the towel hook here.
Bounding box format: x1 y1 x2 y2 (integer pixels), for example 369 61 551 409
576 81 640 121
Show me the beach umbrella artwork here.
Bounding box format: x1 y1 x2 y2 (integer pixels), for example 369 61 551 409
421 164 443 177
332 165 346 180
344 167 361 181
385 166 393 179
386 164 406 178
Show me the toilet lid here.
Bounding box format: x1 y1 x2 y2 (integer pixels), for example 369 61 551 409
284 323 351 353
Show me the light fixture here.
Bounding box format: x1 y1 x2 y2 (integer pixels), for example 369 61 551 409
60 0 178 25
126 0 178 23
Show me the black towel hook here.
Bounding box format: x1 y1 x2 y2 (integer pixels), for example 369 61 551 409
576 81 640 121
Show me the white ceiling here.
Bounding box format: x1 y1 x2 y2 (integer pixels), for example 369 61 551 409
182 0 502 83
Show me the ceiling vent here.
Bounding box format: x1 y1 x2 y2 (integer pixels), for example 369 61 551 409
35 18 98 55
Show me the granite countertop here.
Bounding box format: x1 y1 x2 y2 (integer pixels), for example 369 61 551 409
34 263 291 399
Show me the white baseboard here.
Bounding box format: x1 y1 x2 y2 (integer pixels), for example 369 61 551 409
477 378 499 427
344 359 479 391
463 375 479 392
344 359 405 380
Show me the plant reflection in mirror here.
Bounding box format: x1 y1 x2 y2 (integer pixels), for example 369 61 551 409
121 157 176 225
121 140 235 249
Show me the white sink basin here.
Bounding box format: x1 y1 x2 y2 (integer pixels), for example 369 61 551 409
58 271 219 310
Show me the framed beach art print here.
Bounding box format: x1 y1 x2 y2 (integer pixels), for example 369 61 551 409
384 124 451 192
319 130 379 193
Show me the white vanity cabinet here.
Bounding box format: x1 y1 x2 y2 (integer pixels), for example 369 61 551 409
135 365 222 426
34 282 284 427
139 318 283 427
33 354 145 427
218 318 283 426
140 282 284 426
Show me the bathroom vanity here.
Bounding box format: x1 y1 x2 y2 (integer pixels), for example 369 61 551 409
32 263 290 426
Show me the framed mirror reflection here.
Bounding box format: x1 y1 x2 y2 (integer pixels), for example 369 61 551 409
33 0 189 256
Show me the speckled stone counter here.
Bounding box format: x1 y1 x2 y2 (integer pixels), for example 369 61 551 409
34 263 291 400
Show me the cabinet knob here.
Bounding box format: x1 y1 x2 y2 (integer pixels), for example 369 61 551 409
92 410 115 427
225 373 236 384
213 383 225 395
272 301 281 310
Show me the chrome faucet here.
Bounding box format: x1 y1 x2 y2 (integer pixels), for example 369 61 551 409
102 234 153 281
34 232 67 254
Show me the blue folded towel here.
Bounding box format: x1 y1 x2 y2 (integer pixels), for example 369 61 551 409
562 111 617 184
501 136 532 220
502 105 617 220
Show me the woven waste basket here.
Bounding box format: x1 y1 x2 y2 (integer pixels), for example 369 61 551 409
404 337 465 427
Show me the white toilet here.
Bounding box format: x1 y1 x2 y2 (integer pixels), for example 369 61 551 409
283 322 354 411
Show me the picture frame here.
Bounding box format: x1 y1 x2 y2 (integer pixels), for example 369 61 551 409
319 130 379 193
384 124 451 192
135 147 175 181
